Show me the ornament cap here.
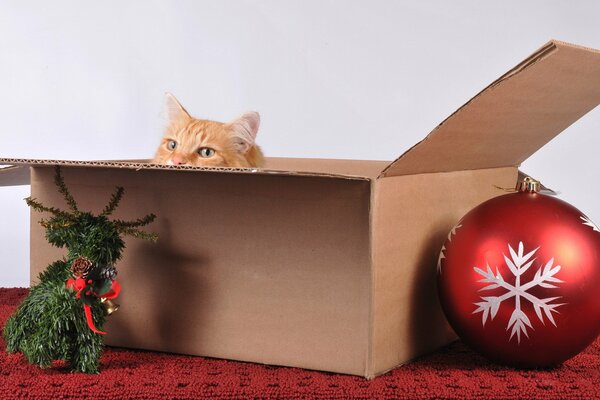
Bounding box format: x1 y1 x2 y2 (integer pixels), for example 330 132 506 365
516 176 541 193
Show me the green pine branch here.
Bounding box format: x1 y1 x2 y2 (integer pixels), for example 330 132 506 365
53 166 79 212
119 227 158 242
26 197 74 220
39 219 74 230
114 213 157 230
101 187 125 216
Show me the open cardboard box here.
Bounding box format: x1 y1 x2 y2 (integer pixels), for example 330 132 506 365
1 40 600 378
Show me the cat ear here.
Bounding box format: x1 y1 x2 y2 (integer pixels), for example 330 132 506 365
165 92 191 122
227 112 260 153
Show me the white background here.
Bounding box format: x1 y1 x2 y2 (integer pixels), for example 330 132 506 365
1 1 599 287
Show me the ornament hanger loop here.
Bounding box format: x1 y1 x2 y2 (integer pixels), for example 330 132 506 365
516 177 541 193
494 176 558 195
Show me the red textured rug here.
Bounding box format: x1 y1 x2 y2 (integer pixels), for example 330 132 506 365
1 288 598 399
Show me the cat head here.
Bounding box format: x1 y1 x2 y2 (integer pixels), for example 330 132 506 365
152 93 264 168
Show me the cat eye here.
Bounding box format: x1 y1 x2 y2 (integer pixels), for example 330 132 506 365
166 140 177 151
198 147 215 158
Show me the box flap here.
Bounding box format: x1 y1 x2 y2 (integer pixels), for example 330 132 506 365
0 158 372 182
381 40 600 177
0 165 30 186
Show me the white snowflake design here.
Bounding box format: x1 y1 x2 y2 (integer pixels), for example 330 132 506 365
437 222 462 273
473 241 565 343
581 215 600 232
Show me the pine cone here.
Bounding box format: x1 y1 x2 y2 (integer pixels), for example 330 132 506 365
99 265 118 281
71 256 94 278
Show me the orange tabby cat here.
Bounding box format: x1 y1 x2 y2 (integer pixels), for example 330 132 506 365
152 93 264 168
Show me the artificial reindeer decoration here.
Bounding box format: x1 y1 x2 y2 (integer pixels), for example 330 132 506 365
3 166 157 373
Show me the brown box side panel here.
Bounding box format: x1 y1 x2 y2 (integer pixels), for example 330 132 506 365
369 167 517 376
30 166 372 376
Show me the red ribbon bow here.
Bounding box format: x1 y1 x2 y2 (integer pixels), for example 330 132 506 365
66 277 121 335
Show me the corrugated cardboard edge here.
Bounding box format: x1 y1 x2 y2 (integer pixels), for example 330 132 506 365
366 180 376 378
0 158 370 182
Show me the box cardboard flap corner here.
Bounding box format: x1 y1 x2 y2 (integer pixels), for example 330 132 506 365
2 40 599 378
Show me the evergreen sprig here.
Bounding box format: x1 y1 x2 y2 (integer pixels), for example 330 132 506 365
39 219 74 230
114 213 157 230
25 197 74 220
101 187 124 216
53 166 79 212
119 227 159 242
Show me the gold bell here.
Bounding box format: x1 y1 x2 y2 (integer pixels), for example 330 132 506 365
101 298 120 315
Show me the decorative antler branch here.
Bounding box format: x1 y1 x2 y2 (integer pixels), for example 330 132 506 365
39 219 74 230
54 166 79 213
101 187 125 216
25 197 74 220
114 213 157 230
114 213 158 242
119 227 159 242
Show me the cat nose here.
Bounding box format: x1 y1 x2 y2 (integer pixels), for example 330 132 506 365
171 156 187 165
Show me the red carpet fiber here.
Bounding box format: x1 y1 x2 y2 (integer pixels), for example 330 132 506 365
1 288 598 399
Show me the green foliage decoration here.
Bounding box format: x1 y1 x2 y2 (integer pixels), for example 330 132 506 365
2 166 157 373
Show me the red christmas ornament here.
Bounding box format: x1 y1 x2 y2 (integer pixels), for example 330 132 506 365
438 177 600 367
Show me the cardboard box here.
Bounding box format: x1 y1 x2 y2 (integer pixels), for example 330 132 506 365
1 40 599 378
